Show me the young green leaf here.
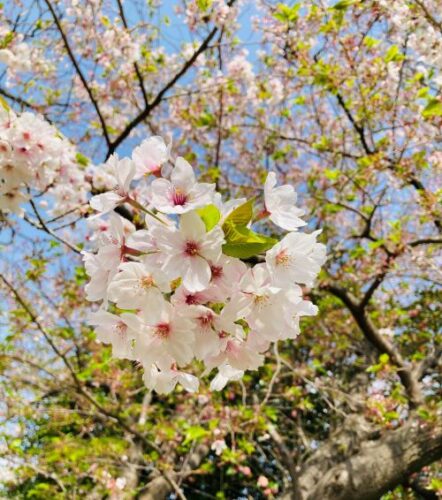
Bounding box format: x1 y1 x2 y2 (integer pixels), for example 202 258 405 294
222 225 277 259
196 204 221 231
422 99 442 118
222 199 254 228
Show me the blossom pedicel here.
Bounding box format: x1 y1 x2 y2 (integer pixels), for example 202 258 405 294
85 136 326 394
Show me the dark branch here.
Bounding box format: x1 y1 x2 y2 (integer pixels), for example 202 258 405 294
324 284 422 407
43 0 111 147
336 92 373 155
107 0 236 157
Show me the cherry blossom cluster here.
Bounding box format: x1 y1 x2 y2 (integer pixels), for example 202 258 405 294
0 21 51 83
0 23 32 73
179 0 236 31
0 108 90 216
84 136 326 394
378 0 442 78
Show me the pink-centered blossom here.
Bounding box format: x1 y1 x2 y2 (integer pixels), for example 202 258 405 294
156 211 224 292
150 157 215 214
132 136 169 179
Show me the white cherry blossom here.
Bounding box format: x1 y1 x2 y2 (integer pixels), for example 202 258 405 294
89 310 136 359
143 364 199 394
124 299 195 366
265 230 326 287
156 211 224 292
107 261 171 310
150 156 215 214
132 136 169 179
210 364 244 391
90 154 135 214
264 171 306 231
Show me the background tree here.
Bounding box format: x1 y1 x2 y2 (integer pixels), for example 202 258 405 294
0 0 441 499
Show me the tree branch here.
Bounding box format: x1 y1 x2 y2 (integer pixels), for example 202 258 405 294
115 0 148 107
324 284 422 407
0 275 160 455
43 0 111 147
305 418 441 499
413 0 442 33
107 0 236 157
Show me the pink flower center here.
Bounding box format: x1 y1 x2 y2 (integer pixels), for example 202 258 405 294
211 265 223 280
198 312 214 328
185 293 200 305
226 340 239 353
184 240 199 257
149 165 161 176
155 322 170 338
253 295 269 308
172 188 188 206
257 208 271 220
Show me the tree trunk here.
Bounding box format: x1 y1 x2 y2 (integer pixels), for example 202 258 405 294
284 417 442 500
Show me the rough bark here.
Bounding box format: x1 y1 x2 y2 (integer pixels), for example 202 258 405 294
136 416 442 500
280 417 442 500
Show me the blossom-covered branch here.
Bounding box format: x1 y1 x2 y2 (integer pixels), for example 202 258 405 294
84 136 326 394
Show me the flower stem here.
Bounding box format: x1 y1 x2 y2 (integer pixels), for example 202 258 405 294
127 198 167 225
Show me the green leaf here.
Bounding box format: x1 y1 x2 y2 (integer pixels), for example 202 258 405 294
0 32 13 50
417 408 431 420
196 204 221 231
76 152 89 166
384 410 399 421
222 225 277 259
264 406 278 422
417 86 430 99
196 112 216 127
384 45 402 63
379 353 389 364
430 478 442 491
324 168 340 181
368 239 385 250
183 425 209 445
363 36 380 48
196 0 212 12
366 363 382 373
221 199 276 258
273 3 300 23
422 99 442 118
331 0 357 10
222 199 254 229
0 95 9 111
